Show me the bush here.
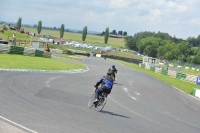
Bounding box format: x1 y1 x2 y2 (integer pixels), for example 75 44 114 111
63 50 74 55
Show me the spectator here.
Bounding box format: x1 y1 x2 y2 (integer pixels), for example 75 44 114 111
13 32 16 45
45 44 50 52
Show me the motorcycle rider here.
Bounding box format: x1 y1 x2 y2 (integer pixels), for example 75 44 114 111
108 65 118 81
93 72 114 103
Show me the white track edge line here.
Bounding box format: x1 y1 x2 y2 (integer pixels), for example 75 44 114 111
0 115 38 133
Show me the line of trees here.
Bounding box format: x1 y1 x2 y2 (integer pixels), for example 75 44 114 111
110 30 127 36
124 31 200 64
14 17 112 44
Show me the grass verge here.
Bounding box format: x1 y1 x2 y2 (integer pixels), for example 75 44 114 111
182 69 200 76
115 60 200 95
53 53 83 61
107 51 142 60
0 53 85 70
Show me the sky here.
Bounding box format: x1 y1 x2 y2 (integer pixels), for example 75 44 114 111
0 0 200 39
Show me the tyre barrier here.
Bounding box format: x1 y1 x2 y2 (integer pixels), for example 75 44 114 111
0 44 52 58
192 88 200 98
24 47 36 56
139 63 200 98
0 44 10 53
139 63 197 84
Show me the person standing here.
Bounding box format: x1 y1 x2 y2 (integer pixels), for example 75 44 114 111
13 32 16 45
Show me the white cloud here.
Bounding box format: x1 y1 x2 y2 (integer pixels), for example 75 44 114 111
1 0 200 39
109 0 131 8
190 18 200 26
149 9 162 21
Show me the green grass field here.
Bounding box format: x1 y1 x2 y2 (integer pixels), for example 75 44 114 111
182 69 200 76
53 53 83 61
107 51 143 60
0 53 85 70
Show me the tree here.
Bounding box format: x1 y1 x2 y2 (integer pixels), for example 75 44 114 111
118 30 122 35
17 17 22 29
137 37 162 57
123 31 127 36
37 20 42 34
60 24 65 38
177 41 190 57
112 30 117 35
193 50 200 64
124 36 137 51
104 27 109 44
82 26 87 41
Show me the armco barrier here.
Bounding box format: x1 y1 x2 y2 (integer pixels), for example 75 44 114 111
74 52 89 56
105 55 142 64
9 45 24 55
0 44 10 53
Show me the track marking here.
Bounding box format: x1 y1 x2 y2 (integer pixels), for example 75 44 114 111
123 87 137 100
0 116 38 133
46 76 64 87
135 92 140 95
129 81 133 86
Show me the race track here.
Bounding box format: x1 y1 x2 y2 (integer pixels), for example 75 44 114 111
0 57 200 133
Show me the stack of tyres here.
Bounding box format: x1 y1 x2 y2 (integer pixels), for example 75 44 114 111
9 46 24 55
35 50 44 57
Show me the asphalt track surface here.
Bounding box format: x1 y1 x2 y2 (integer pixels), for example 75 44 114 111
0 57 200 133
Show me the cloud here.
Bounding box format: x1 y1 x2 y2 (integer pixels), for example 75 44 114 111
190 18 200 26
1 0 200 39
109 0 131 8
